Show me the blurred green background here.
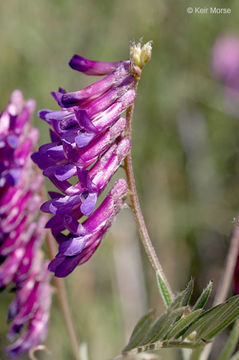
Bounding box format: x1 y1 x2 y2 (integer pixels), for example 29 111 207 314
1 0 239 359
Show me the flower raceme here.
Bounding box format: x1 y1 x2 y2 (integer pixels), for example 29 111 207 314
0 90 43 288
0 91 52 358
32 48 153 277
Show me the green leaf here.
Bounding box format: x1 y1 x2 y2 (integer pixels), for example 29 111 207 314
218 321 239 360
182 279 194 306
156 271 172 307
196 295 239 340
180 295 239 342
181 302 223 340
170 290 187 310
192 281 213 310
142 307 186 344
173 282 194 325
122 283 239 357
164 309 202 340
123 310 155 352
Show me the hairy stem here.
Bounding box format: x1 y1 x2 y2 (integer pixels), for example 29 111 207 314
124 78 174 303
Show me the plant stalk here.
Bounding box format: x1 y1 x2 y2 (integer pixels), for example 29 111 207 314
124 77 174 304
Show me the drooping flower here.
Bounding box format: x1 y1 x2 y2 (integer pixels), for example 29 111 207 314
0 90 52 358
32 54 141 276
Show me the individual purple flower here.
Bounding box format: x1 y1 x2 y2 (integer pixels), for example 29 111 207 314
211 34 239 94
32 54 140 276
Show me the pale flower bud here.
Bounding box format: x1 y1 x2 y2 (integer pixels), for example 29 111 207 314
130 40 152 69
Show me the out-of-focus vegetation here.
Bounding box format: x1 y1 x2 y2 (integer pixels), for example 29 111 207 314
1 0 239 359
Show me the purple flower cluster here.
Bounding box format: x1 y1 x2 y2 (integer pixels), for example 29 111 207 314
211 34 239 94
32 55 136 277
0 91 52 358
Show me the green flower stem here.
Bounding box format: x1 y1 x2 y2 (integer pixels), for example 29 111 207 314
124 73 174 306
